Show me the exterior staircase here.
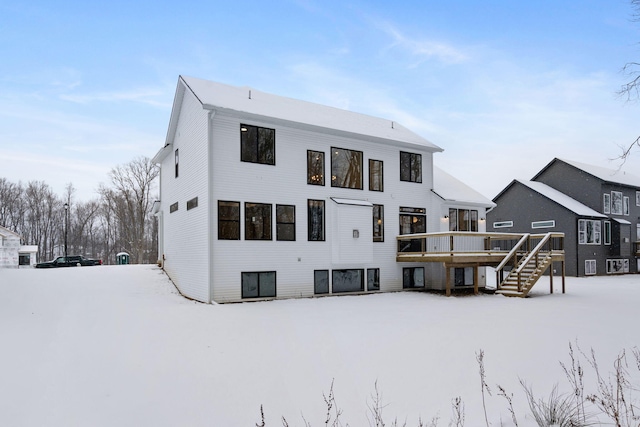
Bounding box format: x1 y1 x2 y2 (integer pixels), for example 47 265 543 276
495 233 558 298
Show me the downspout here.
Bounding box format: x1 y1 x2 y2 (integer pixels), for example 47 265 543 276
207 109 217 304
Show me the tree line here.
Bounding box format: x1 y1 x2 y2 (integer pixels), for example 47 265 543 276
0 156 159 265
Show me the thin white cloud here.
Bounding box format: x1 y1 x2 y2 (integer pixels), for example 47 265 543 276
59 88 171 108
375 21 469 65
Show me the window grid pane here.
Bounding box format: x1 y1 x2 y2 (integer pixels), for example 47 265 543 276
276 204 295 241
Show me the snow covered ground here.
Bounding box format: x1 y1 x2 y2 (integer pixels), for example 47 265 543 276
0 265 638 426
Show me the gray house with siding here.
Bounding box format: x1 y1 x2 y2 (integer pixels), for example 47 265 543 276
488 158 640 276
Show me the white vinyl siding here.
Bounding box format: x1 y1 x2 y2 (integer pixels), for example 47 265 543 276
208 112 438 302
160 89 210 302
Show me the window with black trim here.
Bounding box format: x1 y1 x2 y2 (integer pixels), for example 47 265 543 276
276 204 295 241
314 270 329 294
403 267 425 288
399 207 426 252
331 147 362 189
307 150 325 185
332 269 364 293
218 201 240 240
170 202 178 213
604 220 611 245
175 149 179 178
448 208 478 232
369 159 383 191
367 268 380 291
245 202 272 240
373 204 384 242
242 271 276 298
187 197 198 210
400 151 421 183
308 199 325 241
240 124 275 165
454 267 474 287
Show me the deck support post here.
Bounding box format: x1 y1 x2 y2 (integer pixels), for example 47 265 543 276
445 264 451 297
550 261 554 294
474 264 479 295
562 260 566 294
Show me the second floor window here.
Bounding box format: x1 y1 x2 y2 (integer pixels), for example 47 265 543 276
307 150 325 185
369 159 383 191
400 151 421 183
449 208 478 232
241 124 275 165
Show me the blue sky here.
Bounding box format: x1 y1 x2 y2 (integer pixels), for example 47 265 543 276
1 0 639 201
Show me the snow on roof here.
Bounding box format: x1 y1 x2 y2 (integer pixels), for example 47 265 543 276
432 166 495 208
516 180 607 218
612 218 632 225
558 158 640 188
180 76 442 151
0 225 20 239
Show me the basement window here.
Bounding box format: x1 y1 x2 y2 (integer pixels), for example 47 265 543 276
314 270 329 294
242 271 276 298
332 269 364 293
367 268 380 291
403 267 425 288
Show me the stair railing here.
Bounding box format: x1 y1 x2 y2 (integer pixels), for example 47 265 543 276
495 233 530 290
509 233 553 292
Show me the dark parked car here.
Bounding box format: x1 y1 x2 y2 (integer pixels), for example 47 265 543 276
35 255 103 268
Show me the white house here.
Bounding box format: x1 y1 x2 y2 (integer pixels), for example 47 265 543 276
152 76 494 303
0 225 38 268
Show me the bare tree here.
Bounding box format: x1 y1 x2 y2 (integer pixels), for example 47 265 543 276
617 0 640 162
100 156 159 264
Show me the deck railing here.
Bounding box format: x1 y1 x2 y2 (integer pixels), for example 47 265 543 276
396 231 547 256
396 231 564 266
635 241 640 257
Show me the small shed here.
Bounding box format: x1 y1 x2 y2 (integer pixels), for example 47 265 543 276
116 252 130 265
19 246 39 267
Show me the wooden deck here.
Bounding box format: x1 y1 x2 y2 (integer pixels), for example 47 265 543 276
396 232 566 296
